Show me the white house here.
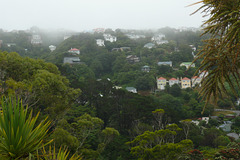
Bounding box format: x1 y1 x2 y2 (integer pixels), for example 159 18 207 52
126 87 137 93
191 76 201 87
199 70 208 78
151 34 168 45
180 62 195 69
144 43 155 49
169 78 179 87
103 34 117 42
96 39 105 46
31 35 42 45
49 45 56 52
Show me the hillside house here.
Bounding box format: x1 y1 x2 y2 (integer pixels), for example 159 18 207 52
157 61 172 67
6 43 16 47
142 65 150 72
180 62 195 69
126 34 145 39
152 34 168 45
68 48 80 55
126 55 140 64
120 47 131 51
96 39 105 46
126 87 137 93
219 122 232 132
63 57 81 64
64 35 71 40
199 70 208 78
112 48 121 52
191 76 201 87
103 34 117 42
181 77 191 89
157 77 167 90
169 78 179 87
49 45 56 52
31 35 42 45
144 43 155 49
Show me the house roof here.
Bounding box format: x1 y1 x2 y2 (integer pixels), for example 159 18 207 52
144 43 155 47
158 61 172 65
169 78 178 81
126 87 136 91
63 57 80 64
181 62 192 65
69 48 79 51
182 77 190 80
158 77 166 80
143 65 150 68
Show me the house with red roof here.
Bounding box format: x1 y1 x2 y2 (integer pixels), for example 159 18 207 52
181 77 191 89
68 48 80 55
157 77 167 90
169 78 179 87
191 76 201 87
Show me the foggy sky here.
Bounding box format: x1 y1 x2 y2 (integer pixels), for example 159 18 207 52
1 0 205 31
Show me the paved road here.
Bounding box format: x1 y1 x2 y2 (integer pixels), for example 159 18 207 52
214 109 240 116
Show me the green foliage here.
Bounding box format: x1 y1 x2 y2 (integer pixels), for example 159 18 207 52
0 97 52 159
127 126 193 160
0 51 81 118
40 145 82 160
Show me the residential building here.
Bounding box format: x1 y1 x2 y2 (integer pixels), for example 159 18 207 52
189 45 196 51
6 43 16 47
157 77 167 90
151 34 168 45
126 34 145 39
103 34 117 42
180 62 195 69
0 40 2 48
63 57 81 64
191 76 201 87
31 35 42 45
68 48 80 55
151 34 165 41
181 77 191 89
199 70 208 78
142 65 150 72
227 133 239 140
126 87 137 93
144 43 155 49
219 123 232 132
64 35 71 40
126 55 140 64
49 45 56 52
112 48 121 52
169 78 179 87
202 117 209 124
157 61 172 67
96 39 105 46
120 47 131 51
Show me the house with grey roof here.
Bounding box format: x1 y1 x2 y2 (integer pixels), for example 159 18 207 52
126 87 137 93
142 65 150 72
63 57 81 64
157 61 172 67
144 43 155 49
